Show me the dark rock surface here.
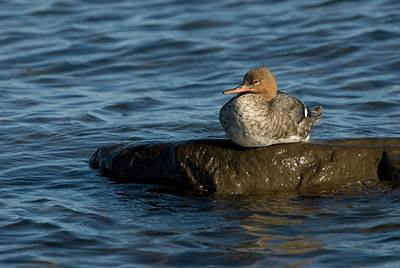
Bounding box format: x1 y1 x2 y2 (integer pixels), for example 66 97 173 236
90 138 400 195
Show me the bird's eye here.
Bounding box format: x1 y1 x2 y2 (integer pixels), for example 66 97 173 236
253 80 259 85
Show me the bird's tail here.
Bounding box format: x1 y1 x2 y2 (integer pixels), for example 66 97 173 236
310 106 323 126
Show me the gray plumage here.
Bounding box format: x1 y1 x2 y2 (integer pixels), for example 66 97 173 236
219 67 322 147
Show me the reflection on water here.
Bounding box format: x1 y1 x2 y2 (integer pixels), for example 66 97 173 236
211 193 400 266
221 197 324 263
1 0 400 266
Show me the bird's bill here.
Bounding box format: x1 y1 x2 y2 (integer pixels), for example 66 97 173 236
222 84 250 94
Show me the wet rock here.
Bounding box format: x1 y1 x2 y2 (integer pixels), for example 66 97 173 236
90 138 400 195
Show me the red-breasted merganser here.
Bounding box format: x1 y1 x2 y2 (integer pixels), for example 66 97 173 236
219 67 322 147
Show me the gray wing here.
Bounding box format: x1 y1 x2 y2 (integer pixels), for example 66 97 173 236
273 91 307 124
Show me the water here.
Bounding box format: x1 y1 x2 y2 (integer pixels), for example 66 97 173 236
1 0 400 266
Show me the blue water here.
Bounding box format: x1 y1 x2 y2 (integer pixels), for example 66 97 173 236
1 0 400 266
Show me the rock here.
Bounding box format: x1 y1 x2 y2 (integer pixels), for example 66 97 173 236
90 138 400 195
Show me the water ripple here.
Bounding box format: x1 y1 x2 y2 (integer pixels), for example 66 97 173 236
1 0 400 266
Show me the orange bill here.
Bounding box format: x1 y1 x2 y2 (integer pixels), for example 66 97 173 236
222 85 250 94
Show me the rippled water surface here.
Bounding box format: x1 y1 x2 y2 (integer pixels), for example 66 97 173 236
1 0 400 266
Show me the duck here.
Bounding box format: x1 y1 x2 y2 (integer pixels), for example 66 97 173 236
219 67 322 147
